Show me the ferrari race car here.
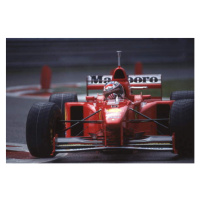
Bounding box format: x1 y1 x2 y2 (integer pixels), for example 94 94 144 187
26 51 194 158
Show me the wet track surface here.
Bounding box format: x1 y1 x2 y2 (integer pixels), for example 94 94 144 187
51 151 194 163
6 68 194 163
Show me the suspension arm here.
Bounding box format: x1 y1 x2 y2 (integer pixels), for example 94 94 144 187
63 109 102 132
129 108 169 129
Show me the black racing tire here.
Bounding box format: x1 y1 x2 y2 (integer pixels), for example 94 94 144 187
170 91 194 100
170 99 194 156
26 102 63 158
49 93 78 137
49 93 78 117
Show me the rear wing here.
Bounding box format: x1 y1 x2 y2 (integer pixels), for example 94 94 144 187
86 74 162 93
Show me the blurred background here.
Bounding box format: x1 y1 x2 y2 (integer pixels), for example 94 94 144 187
6 38 194 68
6 38 194 96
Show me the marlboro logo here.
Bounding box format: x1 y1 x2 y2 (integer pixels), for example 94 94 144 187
87 74 161 85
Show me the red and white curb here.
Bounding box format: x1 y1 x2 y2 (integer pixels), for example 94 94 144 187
6 82 88 101
6 142 68 163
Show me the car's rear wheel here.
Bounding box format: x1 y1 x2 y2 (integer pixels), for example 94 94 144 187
170 99 194 156
49 93 78 137
49 93 78 117
26 102 63 158
170 90 194 100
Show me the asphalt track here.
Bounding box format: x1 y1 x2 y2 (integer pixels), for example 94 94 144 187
6 67 194 163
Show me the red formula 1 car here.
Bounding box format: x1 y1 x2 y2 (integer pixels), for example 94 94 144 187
26 52 194 158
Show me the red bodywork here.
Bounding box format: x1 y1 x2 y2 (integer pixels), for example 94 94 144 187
58 66 175 151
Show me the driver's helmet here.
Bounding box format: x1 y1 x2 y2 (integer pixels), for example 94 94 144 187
103 81 125 99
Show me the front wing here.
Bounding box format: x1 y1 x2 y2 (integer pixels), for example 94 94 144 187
55 135 173 153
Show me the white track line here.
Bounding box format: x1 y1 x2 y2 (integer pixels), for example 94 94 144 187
6 142 68 163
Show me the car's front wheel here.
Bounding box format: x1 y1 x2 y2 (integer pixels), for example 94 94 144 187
26 102 63 158
170 99 194 156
